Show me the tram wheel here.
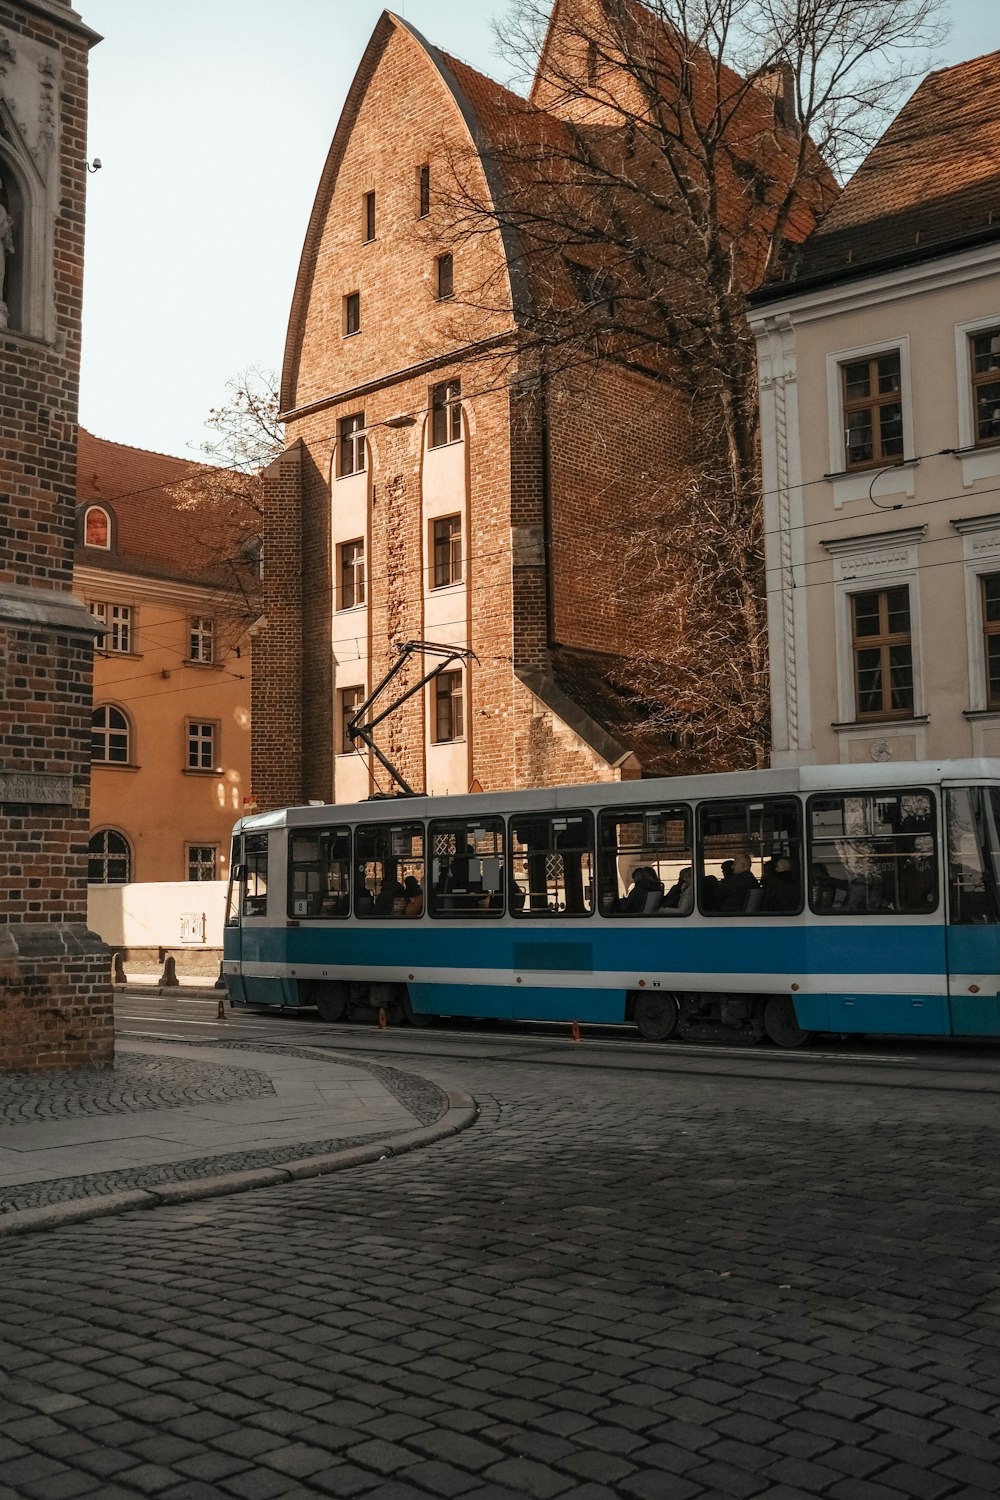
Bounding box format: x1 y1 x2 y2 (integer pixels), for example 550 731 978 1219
632 992 679 1042
313 981 347 1024
763 995 814 1049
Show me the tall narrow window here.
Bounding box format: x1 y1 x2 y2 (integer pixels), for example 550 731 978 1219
434 670 464 743
851 586 913 719
189 615 214 663
187 720 218 771
338 412 366 476
983 574 1000 708
419 163 430 218
841 351 903 469
970 328 1000 446
344 292 360 336
91 602 132 654
429 379 462 447
432 515 462 587
339 685 365 754
92 706 130 764
364 191 376 242
339 539 366 610
436 252 454 300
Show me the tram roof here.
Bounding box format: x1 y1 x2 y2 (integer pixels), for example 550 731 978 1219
235 758 1000 833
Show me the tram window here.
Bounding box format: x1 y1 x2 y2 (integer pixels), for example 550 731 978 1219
946 788 1000 924
697 799 802 915
808 789 936 915
510 812 595 917
355 822 424 918
288 827 351 918
598 806 692 916
429 817 505 918
243 833 269 918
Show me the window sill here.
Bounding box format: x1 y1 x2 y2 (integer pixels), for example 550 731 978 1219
831 716 928 732
335 603 367 614
92 760 140 771
429 580 463 592
343 329 361 339
427 438 464 452
825 458 917 481
963 709 1000 720
431 738 466 747
182 658 221 669
335 469 366 481
96 649 142 660
183 767 223 776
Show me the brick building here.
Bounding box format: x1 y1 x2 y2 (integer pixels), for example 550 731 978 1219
0 0 112 1070
75 431 257 885
253 5 830 810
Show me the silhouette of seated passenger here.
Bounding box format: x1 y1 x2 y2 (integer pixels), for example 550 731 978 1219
761 856 798 912
717 852 759 914
620 865 663 914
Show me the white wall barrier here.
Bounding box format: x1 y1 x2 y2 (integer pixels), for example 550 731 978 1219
88 882 228 951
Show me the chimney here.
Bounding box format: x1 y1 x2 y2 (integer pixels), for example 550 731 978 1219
757 64 799 135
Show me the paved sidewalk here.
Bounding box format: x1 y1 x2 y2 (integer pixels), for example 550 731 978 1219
0 1038 476 1238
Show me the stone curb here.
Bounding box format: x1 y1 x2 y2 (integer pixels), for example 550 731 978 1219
0 1089 477 1239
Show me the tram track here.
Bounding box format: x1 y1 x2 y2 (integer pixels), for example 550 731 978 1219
117 992 1000 1095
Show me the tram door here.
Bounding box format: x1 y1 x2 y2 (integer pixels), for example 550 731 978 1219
222 831 269 1003
945 787 1000 1035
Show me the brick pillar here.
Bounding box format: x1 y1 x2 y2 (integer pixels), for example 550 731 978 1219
0 0 113 1072
252 443 305 811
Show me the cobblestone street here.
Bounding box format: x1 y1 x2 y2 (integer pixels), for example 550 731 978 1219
1 1043 999 1498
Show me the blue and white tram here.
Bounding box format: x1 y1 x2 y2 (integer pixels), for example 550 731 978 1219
222 760 1000 1046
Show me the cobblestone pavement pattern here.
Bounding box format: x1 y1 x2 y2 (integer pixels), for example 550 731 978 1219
0 1049 998 1499
0 1047 448 1216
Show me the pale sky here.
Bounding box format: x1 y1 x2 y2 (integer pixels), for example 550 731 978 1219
78 0 998 462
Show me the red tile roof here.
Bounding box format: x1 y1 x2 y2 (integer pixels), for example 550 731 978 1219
784 49 1000 282
75 429 260 593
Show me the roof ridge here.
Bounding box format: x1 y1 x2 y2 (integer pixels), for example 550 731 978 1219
78 427 213 470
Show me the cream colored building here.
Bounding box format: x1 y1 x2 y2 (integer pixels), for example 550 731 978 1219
751 50 1000 769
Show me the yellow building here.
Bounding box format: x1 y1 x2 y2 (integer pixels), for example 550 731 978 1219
74 431 258 884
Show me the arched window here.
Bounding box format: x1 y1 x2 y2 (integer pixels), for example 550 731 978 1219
0 163 24 332
88 829 131 885
92 705 131 764
84 505 112 549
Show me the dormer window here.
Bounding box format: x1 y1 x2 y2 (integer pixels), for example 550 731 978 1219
84 505 111 549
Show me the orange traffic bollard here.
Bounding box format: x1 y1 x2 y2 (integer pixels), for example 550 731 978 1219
570 1020 582 1042
377 1006 389 1030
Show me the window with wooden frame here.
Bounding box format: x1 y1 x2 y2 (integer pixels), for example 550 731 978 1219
418 163 430 218
851 586 914 720
343 291 360 336
339 685 364 755
970 327 1000 447
338 539 365 610
338 412 366 476
91 706 130 764
432 515 462 588
982 574 1000 708
187 719 218 771
189 615 214 663
429 379 462 447
436 252 454 299
91 601 132 654
433 670 464 743
841 351 904 469
363 191 376 243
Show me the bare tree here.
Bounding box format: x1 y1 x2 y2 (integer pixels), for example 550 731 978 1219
440 0 945 767
168 367 281 627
